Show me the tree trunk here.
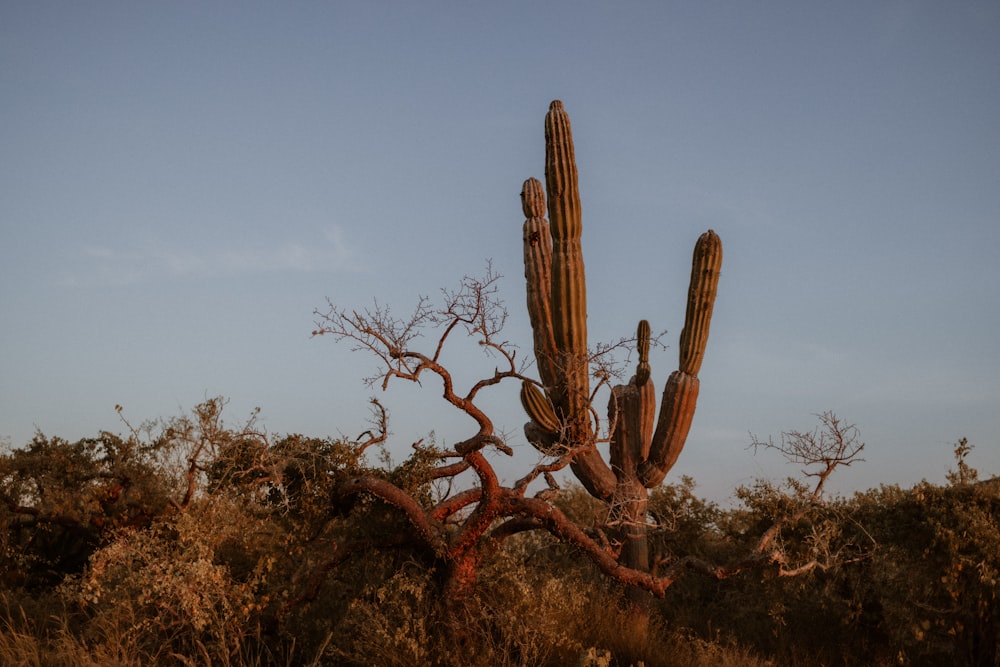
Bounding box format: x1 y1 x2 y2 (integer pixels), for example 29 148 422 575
441 550 483 639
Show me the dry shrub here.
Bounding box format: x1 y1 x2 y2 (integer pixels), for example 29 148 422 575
324 563 435 667
473 545 591 666
316 537 594 667
65 498 277 665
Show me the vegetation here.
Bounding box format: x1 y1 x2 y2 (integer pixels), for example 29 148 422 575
1 405 996 665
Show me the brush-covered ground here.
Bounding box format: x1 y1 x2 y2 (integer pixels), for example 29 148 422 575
2 402 996 666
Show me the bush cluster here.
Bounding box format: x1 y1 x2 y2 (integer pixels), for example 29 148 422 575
652 469 1000 666
1 401 996 666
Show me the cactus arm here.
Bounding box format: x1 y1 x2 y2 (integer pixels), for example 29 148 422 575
678 230 723 376
521 178 559 390
638 370 700 487
567 417 616 502
520 380 560 434
524 420 561 457
637 378 656 462
639 231 722 487
544 101 582 239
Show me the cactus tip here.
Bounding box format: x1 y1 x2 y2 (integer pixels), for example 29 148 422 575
635 320 652 386
521 177 546 219
549 100 564 111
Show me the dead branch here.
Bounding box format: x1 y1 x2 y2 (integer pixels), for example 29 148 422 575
750 411 865 501
355 399 388 453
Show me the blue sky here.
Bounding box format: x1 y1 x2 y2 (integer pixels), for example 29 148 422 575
2 2 998 501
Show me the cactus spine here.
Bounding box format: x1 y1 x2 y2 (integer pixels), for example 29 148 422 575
519 102 723 582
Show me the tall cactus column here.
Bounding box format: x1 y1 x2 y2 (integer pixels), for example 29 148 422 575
520 101 615 500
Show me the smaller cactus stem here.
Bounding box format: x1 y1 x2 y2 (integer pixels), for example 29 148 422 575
678 230 722 377
608 365 656 478
637 319 651 362
639 370 700 487
636 375 655 461
521 176 546 219
520 381 560 435
521 178 559 389
635 319 651 386
609 384 642 476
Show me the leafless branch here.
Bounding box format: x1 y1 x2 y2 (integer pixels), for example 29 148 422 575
750 411 865 501
510 445 586 497
355 399 388 453
588 328 668 383
315 267 530 461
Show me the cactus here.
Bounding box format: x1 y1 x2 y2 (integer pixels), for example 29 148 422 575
520 178 558 391
519 380 560 435
519 101 618 499
518 101 722 616
640 230 721 486
678 230 723 377
634 318 652 387
544 101 590 433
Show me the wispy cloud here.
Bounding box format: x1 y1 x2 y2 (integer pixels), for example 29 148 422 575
61 226 363 287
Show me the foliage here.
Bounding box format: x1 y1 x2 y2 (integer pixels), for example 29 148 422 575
2 403 996 665
0 429 171 589
71 502 266 662
655 442 999 667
